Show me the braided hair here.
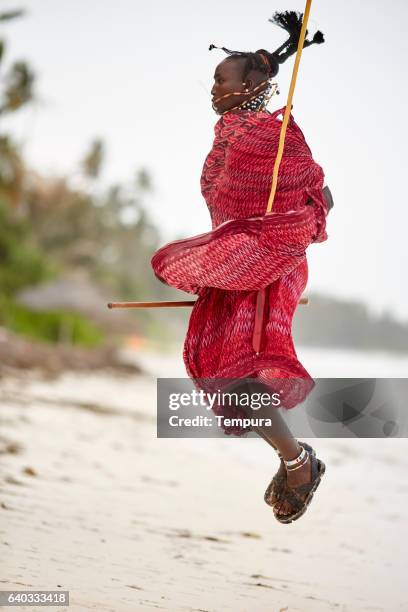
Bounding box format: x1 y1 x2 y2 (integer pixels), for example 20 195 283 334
209 10 325 81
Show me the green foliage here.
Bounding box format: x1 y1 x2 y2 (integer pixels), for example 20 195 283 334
0 9 184 347
0 9 34 116
81 139 104 179
0 297 104 346
0 136 24 206
0 10 25 23
0 61 35 114
25 167 164 303
0 199 53 295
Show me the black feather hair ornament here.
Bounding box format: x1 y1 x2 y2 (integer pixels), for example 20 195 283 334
269 10 325 64
209 10 325 80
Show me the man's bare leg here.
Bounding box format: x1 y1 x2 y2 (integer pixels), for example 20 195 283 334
236 381 313 517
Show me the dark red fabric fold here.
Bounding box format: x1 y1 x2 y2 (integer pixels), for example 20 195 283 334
151 207 318 294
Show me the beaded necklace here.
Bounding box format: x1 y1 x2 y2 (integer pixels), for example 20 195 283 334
239 81 279 112
213 79 280 116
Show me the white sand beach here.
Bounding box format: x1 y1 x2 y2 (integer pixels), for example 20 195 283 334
1 346 407 611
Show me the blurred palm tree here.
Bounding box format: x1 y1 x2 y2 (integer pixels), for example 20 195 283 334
0 5 33 207
0 61 34 115
0 8 25 22
81 139 104 180
0 7 34 116
0 136 24 207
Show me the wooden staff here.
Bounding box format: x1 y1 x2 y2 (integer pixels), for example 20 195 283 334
107 296 308 309
266 0 313 214
253 0 313 354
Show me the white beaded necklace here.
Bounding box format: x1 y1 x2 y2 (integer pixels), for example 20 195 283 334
239 81 279 112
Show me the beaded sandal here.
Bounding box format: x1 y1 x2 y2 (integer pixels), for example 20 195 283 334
273 445 326 524
264 441 316 508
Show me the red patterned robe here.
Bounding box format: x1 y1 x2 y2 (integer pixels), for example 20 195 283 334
151 106 330 435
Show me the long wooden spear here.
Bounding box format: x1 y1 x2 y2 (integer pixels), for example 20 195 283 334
108 296 308 309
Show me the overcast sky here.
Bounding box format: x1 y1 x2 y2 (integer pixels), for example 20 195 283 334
2 0 407 322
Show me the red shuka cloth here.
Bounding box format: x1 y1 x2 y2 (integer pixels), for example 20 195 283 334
151 106 329 435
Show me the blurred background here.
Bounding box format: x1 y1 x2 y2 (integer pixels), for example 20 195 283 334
1 4 408 611
0 0 407 369
1 0 407 377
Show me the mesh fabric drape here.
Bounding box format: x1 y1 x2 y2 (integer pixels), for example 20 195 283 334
151 106 329 435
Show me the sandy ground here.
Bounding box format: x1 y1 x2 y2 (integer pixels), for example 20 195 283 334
1 347 408 612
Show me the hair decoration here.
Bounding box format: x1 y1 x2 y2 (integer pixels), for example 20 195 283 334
209 10 325 80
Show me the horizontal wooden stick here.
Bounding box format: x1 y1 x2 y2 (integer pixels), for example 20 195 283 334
108 296 309 309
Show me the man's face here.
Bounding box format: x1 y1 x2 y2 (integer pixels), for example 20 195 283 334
211 58 249 114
